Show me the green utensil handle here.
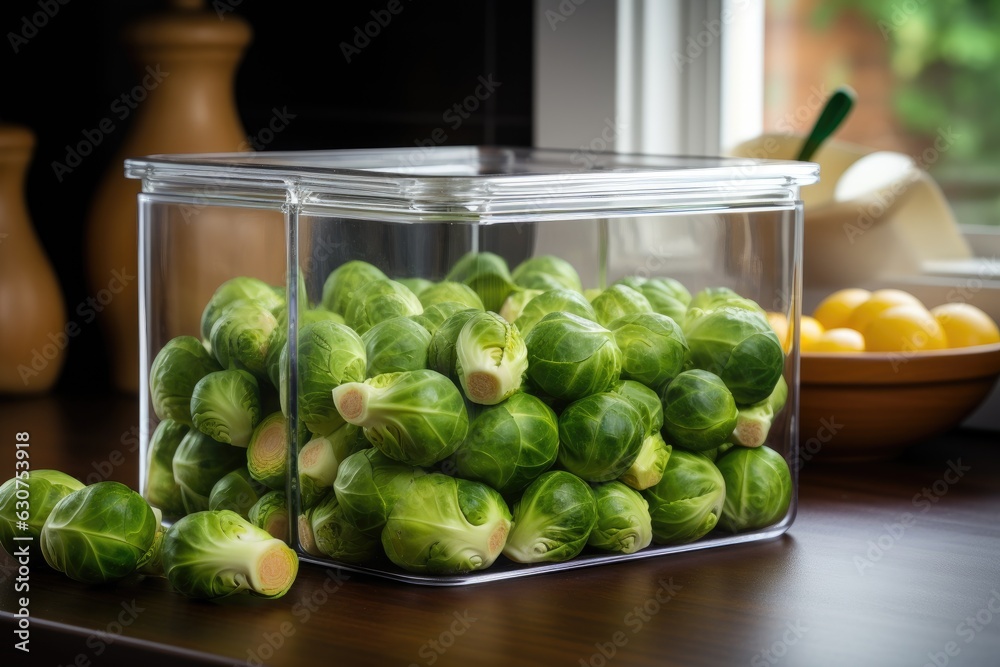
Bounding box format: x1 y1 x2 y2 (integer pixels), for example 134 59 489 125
796 85 856 162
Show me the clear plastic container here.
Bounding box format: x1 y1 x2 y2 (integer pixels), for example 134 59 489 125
127 146 819 585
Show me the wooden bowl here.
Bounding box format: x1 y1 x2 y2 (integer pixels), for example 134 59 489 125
799 343 1000 462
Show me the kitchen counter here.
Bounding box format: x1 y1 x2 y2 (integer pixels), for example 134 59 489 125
2 393 999 667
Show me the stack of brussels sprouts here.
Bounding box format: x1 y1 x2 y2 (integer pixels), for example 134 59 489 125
144 251 793 577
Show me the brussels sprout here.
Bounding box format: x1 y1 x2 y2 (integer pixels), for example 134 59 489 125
0 470 84 558
448 392 559 497
190 369 262 447
149 336 222 426
610 312 688 391
362 317 433 377
513 288 597 336
162 509 299 599
661 369 739 452
455 311 528 405
557 392 645 482
246 412 289 490
619 432 672 491
411 302 473 337
382 473 512 574
201 276 284 342
138 509 166 577
310 492 381 564
685 287 763 322
502 470 597 564
334 370 469 467
297 507 324 557
684 305 785 405
397 276 434 297
590 284 653 328
716 446 792 533
587 481 653 554
417 281 485 311
266 307 344 390
144 419 189 519
209 298 279 379
642 450 726 544
524 311 622 402
321 260 389 316
288 320 367 435
635 278 691 323
729 376 789 448
248 490 290 541
209 467 267 519
610 380 664 436
333 448 426 534
511 255 583 293
444 251 516 312
343 278 423 335
426 308 481 383
298 422 368 509
172 429 247 515
499 288 543 323
40 481 159 584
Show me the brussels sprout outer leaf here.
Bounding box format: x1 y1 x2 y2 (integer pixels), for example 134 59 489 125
502 470 597 564
587 481 654 554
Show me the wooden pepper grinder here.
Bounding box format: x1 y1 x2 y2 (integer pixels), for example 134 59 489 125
0 124 68 394
84 0 253 393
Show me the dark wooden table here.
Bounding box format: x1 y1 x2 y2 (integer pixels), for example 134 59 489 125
2 393 999 667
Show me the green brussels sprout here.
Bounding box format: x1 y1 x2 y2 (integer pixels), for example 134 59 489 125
619 432 672 491
266 307 344 390
587 481 653 554
162 509 299 599
298 422 369 509
287 320 367 435
684 305 785 405
502 470 597 564
610 312 688 391
333 448 426 534
397 276 434 297
513 288 597 336
40 481 159 584
200 276 284 342
209 298 279 379
0 470 84 558
499 288 543 323
448 392 559 497
172 429 247 515
321 260 389 316
642 450 726 544
729 376 789 448
444 251 517 312
410 302 473 337
333 369 469 467
297 507 324 557
524 311 622 402
248 490 289 541
610 380 664 436
209 467 267 519
149 336 222 426
716 446 792 533
310 492 380 564
362 316 432 377
382 473 512 574
685 286 762 321
246 412 289 490
455 311 528 405
417 280 485 311
511 255 583 293
635 277 691 323
138 509 166 577
590 284 653 328
660 369 739 452
190 369 262 448
556 392 645 482
343 278 423 335
426 308 481 383
144 419 189 519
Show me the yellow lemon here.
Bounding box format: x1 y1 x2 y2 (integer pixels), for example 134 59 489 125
863 304 947 352
807 327 866 352
812 288 871 330
766 311 790 352
797 315 826 351
929 302 1000 348
846 289 924 334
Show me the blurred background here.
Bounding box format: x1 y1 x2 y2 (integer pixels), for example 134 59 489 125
1 0 999 396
